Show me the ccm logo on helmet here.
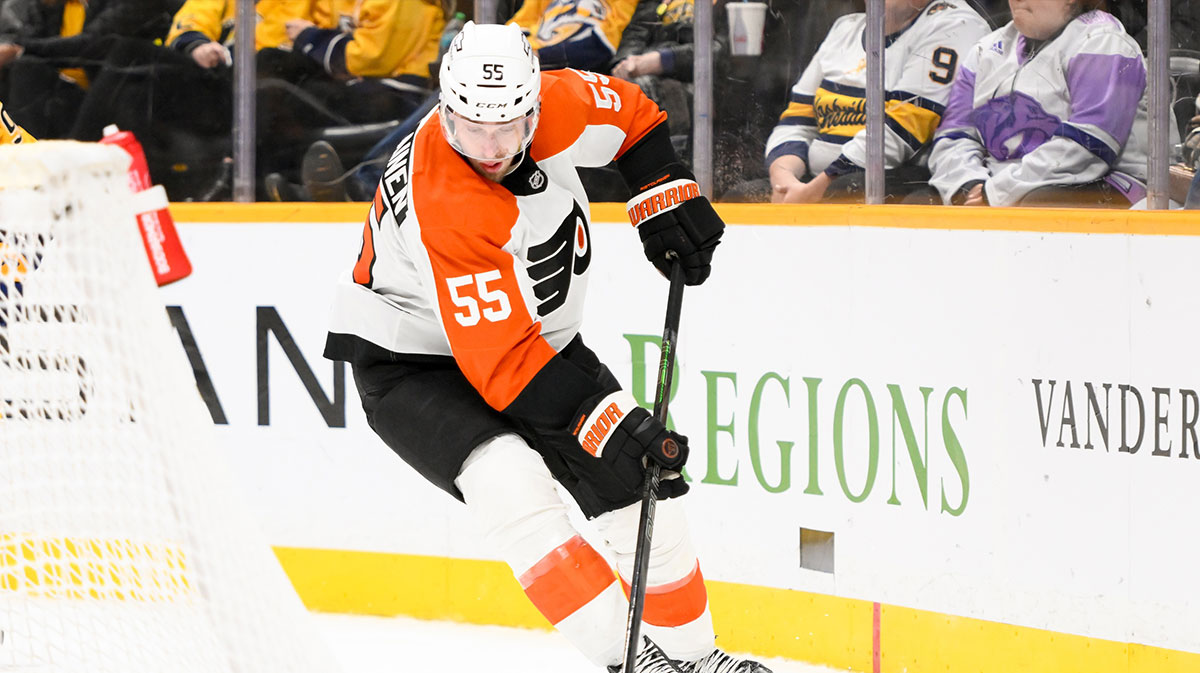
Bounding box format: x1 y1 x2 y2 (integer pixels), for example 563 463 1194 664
626 178 702 227
573 391 638 458
476 102 510 108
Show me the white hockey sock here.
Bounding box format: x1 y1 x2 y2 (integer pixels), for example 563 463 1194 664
594 499 716 662
454 434 627 665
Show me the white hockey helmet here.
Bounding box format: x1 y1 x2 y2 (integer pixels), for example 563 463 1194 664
439 21 541 161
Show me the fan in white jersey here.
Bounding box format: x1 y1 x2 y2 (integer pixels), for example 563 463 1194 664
323 22 769 673
764 0 989 204
928 0 1150 207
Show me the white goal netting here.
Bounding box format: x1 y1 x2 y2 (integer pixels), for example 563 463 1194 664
0 141 340 673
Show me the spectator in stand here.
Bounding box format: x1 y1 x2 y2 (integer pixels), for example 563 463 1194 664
765 0 990 204
291 0 641 203
928 0 1149 207
57 0 308 200
0 0 174 138
509 0 639 71
259 0 444 200
276 0 443 122
291 0 640 202
609 0 725 157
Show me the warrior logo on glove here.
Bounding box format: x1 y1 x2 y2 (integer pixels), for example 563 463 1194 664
616 124 724 286
626 179 703 227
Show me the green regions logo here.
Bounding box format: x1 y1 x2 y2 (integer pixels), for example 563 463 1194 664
624 335 971 516
1032 378 1200 460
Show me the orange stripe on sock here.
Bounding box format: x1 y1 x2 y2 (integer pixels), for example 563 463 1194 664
621 563 708 627
519 535 615 625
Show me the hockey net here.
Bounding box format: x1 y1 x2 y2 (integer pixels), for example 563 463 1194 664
0 142 339 673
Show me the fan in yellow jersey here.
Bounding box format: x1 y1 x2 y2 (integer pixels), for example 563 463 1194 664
284 0 444 83
1 100 34 145
509 0 639 71
253 0 444 197
166 0 310 63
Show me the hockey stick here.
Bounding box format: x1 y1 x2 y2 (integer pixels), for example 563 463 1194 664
621 260 686 673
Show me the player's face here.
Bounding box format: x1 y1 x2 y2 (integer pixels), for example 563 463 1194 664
467 155 517 182
441 108 537 181
444 110 533 157
1009 0 1077 40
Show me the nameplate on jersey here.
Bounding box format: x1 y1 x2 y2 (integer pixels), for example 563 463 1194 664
381 133 415 223
626 179 701 227
573 391 639 458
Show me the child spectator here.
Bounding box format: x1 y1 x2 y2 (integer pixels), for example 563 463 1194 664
764 0 989 204
929 0 1149 207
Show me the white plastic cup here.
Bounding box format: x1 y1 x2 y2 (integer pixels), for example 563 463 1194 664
727 1 767 57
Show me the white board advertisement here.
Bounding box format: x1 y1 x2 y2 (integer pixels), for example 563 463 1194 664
158 219 1200 655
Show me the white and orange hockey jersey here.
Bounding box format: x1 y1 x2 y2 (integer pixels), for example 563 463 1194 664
325 68 665 417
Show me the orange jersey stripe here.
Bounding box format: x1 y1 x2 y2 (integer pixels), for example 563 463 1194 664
411 118 557 410
352 186 384 286
519 535 616 625
621 562 708 627
530 69 667 163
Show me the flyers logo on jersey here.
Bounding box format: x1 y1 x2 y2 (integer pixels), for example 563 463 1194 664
626 179 702 227
527 199 590 316
573 391 638 458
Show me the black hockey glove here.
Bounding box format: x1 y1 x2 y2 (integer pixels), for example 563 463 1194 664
570 391 690 499
618 124 724 286
629 190 723 286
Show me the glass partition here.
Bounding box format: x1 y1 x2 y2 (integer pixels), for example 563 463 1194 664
0 0 1189 207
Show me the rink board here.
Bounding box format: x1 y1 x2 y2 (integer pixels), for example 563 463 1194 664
166 203 1200 673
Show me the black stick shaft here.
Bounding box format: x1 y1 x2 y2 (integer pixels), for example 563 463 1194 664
621 262 686 672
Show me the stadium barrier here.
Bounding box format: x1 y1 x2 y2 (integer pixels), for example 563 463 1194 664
167 202 1200 673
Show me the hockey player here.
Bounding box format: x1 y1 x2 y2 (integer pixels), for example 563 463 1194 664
764 0 990 204
928 0 1149 207
324 21 769 673
0 99 34 144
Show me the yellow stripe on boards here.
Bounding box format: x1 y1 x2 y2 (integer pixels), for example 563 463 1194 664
272 546 1200 673
170 202 1200 237
0 534 192 601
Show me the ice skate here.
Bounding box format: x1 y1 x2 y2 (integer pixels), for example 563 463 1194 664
679 648 774 673
607 637 686 673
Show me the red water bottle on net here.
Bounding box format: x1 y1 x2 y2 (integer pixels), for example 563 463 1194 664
100 124 192 286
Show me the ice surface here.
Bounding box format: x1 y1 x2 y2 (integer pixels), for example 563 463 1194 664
315 612 844 673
